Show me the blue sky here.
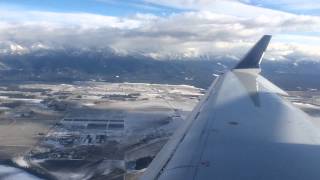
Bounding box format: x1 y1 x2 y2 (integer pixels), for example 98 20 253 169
0 0 185 16
2 0 320 16
0 0 320 61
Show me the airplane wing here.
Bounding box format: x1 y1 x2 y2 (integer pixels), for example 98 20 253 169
141 35 320 180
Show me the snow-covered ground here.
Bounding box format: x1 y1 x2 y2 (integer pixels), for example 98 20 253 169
0 165 42 180
0 82 203 179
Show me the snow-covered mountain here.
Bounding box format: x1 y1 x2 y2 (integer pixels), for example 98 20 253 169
0 44 320 90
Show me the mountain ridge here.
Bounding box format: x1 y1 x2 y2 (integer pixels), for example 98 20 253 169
0 49 319 90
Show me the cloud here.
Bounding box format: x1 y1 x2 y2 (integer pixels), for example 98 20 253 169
145 0 320 16
144 0 291 17
0 6 320 61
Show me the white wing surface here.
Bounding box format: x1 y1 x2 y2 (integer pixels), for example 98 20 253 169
141 35 320 180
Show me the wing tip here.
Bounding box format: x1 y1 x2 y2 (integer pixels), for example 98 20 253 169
234 35 272 70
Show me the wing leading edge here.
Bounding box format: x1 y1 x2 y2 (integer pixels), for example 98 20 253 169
141 35 320 180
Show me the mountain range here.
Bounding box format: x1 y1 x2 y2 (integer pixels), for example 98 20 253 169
0 47 319 90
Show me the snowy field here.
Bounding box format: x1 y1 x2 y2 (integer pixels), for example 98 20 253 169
0 82 203 179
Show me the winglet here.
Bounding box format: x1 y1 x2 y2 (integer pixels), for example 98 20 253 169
234 35 272 70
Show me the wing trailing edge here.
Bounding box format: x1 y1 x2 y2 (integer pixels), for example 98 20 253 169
234 35 272 70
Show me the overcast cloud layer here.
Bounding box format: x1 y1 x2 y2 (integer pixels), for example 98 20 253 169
1 0 320 61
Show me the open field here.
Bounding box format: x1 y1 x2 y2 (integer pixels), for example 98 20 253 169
0 82 203 179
